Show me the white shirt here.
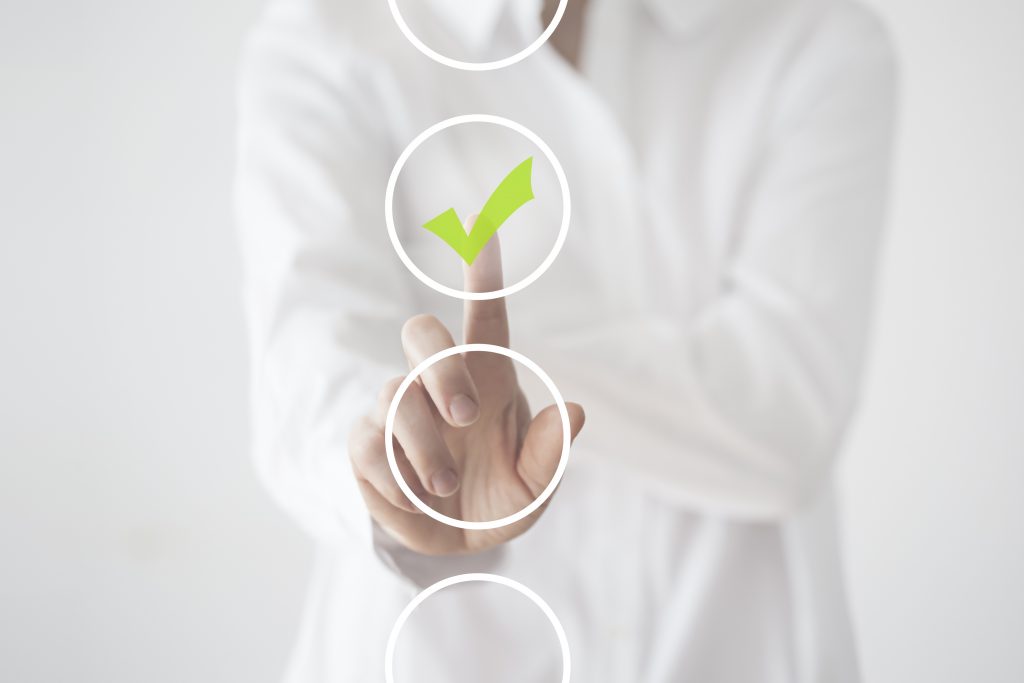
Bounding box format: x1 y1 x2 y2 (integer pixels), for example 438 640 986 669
235 0 896 680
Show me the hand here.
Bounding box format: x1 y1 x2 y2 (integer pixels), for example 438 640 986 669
348 224 585 556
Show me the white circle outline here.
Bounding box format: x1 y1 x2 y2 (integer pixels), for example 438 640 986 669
386 0 569 71
385 114 571 301
384 343 570 530
384 572 571 683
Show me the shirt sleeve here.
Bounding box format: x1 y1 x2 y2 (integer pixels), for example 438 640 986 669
535 6 898 520
235 12 512 585
235 15 409 546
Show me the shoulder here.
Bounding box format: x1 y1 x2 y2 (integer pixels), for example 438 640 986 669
693 0 898 104
795 0 895 68
772 0 898 81
237 0 415 148
239 0 406 100
750 0 899 126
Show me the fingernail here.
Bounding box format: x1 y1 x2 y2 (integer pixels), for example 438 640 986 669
449 394 479 426
431 468 459 497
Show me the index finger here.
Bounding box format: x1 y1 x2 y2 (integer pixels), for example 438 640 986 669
462 215 509 346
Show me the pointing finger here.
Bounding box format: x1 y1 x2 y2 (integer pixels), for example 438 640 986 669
463 217 509 347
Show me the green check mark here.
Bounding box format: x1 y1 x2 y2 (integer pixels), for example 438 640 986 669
422 157 535 265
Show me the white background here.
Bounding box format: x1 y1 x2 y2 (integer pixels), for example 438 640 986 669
1 1 1021 681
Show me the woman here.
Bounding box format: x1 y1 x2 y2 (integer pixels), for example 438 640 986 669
236 0 896 680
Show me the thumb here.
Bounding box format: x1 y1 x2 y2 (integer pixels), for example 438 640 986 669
517 402 586 498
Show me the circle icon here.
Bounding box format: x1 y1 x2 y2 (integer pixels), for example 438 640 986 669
384 572 571 683
385 114 571 301
384 343 571 530
386 0 570 71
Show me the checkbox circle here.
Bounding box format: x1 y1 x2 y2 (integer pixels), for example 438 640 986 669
386 0 570 71
384 573 571 683
384 343 571 530
385 114 571 301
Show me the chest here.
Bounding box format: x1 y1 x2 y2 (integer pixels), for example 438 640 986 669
384 16 775 333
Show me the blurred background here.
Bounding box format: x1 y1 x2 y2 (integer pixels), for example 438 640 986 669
1 1 1021 681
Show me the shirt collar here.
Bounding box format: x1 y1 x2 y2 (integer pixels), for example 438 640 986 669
425 0 539 54
423 0 730 55
644 0 734 37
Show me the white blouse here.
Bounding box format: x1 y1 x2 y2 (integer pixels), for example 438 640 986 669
235 0 896 680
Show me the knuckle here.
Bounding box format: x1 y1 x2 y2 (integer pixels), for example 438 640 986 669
402 377 425 400
377 376 405 406
348 422 383 467
387 483 411 507
401 314 441 344
346 416 370 451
